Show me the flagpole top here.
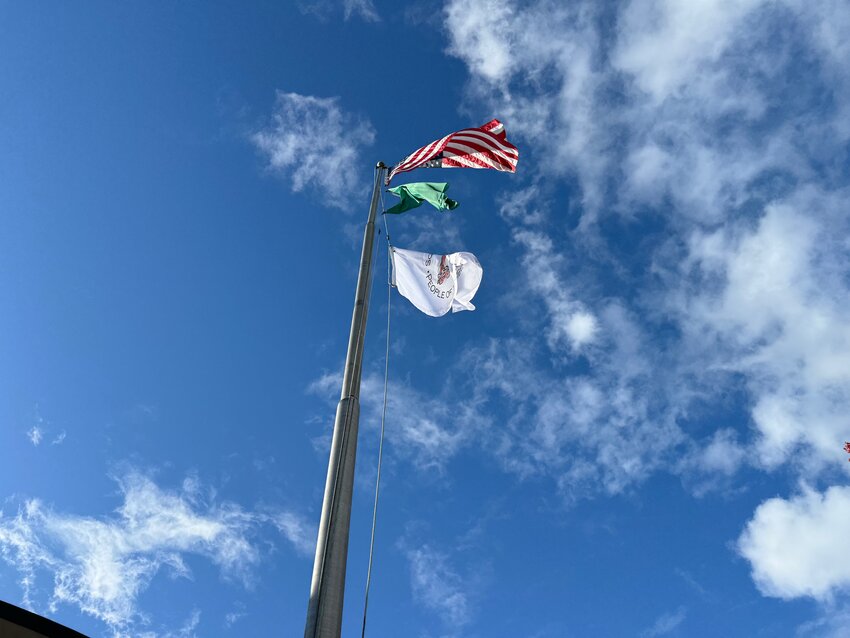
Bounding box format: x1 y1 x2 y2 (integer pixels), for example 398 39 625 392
376 161 386 169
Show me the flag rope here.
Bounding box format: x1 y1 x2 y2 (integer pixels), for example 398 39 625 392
360 193 392 638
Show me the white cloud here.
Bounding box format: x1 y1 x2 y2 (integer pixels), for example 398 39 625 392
738 485 850 600
309 285 690 501
681 195 850 472
613 0 765 102
309 371 469 473
465 335 684 500
442 4 850 629
0 473 258 631
498 182 547 225
443 0 613 211
512 229 599 353
311 337 681 501
405 544 470 628
698 429 747 477
442 0 848 224
565 311 598 349
270 511 316 557
252 91 375 209
0 471 310 635
444 0 516 82
442 0 850 495
27 426 43 446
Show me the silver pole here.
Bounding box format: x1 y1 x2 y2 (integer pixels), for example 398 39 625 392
304 162 387 638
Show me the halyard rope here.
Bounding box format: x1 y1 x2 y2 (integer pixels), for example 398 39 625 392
360 194 393 638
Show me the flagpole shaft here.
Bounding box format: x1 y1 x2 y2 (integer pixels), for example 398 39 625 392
304 162 386 638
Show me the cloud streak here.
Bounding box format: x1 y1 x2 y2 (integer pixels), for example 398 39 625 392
0 471 313 636
252 91 375 209
640 606 687 637
404 543 470 629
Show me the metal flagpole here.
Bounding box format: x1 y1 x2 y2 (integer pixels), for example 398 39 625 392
304 162 387 638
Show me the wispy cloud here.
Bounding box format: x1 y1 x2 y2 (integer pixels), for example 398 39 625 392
309 318 683 501
0 471 312 636
298 0 380 22
459 336 685 501
252 91 375 209
640 606 687 637
309 371 471 473
270 511 316 557
343 0 379 21
26 426 43 446
26 405 48 446
512 228 598 352
796 602 850 638
223 601 246 629
404 543 470 630
26 406 66 448
147 609 201 638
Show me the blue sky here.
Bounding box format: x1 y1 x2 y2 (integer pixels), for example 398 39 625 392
2 1 850 637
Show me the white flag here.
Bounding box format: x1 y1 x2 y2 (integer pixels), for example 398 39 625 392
391 247 483 317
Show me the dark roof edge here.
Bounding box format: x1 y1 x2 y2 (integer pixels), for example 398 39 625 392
0 600 89 638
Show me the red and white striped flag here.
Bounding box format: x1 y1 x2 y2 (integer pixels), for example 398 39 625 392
387 119 519 184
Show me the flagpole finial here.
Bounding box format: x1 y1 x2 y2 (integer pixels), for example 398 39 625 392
376 161 386 168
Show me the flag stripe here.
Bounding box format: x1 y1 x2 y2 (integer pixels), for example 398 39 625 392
394 126 519 172
445 151 506 171
448 136 517 165
407 135 450 166
393 136 447 174
451 131 519 158
443 156 484 169
444 141 515 170
445 144 514 171
393 136 446 173
443 147 507 171
387 119 519 183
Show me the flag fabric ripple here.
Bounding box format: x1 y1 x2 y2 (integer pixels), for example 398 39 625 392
387 119 519 184
391 247 483 317
384 182 459 215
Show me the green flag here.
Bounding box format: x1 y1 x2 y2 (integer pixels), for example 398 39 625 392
384 182 459 215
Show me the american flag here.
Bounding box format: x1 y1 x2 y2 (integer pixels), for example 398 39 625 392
387 119 519 184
